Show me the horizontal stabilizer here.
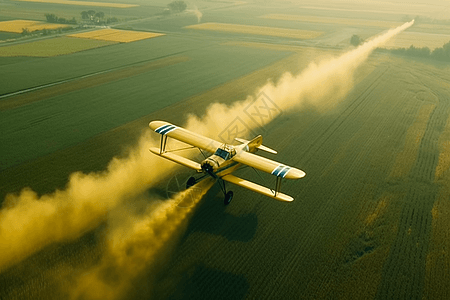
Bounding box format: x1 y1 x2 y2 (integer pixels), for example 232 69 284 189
221 174 294 202
149 147 201 171
257 144 277 155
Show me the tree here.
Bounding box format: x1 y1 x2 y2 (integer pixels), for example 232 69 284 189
350 34 363 46
81 11 89 20
95 11 104 19
21 28 30 36
87 10 96 21
106 17 118 24
168 1 187 13
45 13 58 23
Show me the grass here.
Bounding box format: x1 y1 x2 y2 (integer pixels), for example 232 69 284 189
0 35 195 95
260 14 404 28
0 36 116 57
185 22 323 39
221 41 305 53
382 32 450 50
14 0 138 8
68 29 164 43
0 20 70 33
0 32 21 40
0 55 190 110
149 56 450 300
0 40 291 171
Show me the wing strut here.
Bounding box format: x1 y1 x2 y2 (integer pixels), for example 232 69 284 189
159 134 168 154
275 176 282 197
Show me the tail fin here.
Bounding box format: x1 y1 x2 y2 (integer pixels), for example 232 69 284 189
235 136 277 154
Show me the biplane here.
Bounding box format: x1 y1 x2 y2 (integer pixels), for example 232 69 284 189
149 121 306 205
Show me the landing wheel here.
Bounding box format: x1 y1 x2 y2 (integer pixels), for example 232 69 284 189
186 177 196 189
224 191 233 205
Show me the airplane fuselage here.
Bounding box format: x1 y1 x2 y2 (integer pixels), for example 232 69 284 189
201 143 254 179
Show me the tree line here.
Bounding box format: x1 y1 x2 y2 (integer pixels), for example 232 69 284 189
81 10 118 24
43 11 118 26
390 41 450 62
45 13 77 24
161 1 187 15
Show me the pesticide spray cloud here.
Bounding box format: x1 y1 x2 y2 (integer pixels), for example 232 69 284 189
186 20 415 135
0 20 413 299
68 180 213 300
0 132 178 273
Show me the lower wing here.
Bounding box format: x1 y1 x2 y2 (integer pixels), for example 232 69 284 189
221 174 294 202
149 147 201 171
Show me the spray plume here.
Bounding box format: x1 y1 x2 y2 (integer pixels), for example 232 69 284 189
67 180 213 300
0 132 178 272
0 20 413 295
186 20 415 134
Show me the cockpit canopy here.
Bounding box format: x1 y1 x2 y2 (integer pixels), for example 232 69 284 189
214 144 236 160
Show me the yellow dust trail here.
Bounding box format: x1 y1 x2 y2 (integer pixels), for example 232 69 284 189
186 21 415 142
68 180 213 300
0 132 176 272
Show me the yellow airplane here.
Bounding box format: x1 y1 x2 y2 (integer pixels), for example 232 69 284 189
149 121 306 205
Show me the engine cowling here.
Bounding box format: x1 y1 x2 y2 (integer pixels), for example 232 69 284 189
201 158 219 175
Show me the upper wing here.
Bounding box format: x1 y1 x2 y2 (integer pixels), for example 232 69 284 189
233 150 305 180
149 121 221 153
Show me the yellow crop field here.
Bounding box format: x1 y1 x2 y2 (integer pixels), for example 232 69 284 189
0 37 116 57
260 14 404 28
68 29 164 43
14 0 138 8
185 22 323 39
382 32 450 50
0 20 70 33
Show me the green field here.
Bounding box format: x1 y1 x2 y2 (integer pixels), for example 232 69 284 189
0 36 116 56
1 0 450 299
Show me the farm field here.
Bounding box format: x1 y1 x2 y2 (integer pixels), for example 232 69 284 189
150 55 450 300
2 0 450 299
0 35 211 95
185 23 324 39
0 36 116 56
382 31 450 50
0 19 70 33
13 0 138 8
68 28 164 43
1 51 450 299
0 39 291 170
260 14 404 28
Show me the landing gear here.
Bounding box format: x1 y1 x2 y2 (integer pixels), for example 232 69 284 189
218 179 233 205
224 191 233 205
186 176 196 189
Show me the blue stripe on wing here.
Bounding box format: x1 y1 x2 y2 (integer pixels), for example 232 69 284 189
161 125 177 135
156 125 178 135
155 124 172 134
271 164 285 176
271 164 292 178
279 167 291 178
